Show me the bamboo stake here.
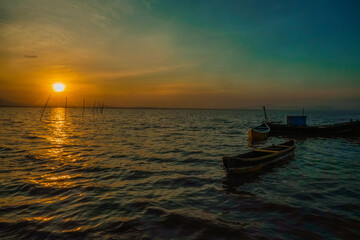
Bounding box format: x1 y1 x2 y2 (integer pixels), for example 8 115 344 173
92 101 96 116
40 94 51 121
82 98 85 118
65 96 67 120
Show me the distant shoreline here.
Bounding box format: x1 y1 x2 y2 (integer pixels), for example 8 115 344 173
0 105 358 111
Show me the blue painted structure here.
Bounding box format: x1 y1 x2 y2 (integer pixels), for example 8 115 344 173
287 116 307 126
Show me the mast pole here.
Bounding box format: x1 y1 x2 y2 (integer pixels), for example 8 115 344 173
263 106 268 122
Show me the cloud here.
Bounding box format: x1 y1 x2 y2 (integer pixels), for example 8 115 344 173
0 0 359 109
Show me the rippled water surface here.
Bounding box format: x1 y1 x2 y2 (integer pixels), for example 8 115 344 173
1 107 360 239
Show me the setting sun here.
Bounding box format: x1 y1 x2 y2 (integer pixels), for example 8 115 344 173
53 83 65 92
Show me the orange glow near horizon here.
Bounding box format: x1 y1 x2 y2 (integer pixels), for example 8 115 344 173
53 83 65 92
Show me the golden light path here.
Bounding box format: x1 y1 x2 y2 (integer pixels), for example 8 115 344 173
53 83 65 92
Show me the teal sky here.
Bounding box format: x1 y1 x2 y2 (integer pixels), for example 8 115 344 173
0 0 359 109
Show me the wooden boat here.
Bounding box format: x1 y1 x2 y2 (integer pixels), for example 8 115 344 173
260 106 360 137
248 122 270 142
222 139 295 174
267 120 360 137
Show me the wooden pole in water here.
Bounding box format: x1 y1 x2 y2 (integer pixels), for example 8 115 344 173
82 98 85 118
92 101 96 116
65 96 67 120
40 94 51 121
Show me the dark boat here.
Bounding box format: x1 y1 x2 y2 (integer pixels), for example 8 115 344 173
267 120 360 137
248 122 270 142
260 106 360 137
222 139 295 174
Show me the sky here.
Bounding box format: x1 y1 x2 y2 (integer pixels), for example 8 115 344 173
0 0 359 109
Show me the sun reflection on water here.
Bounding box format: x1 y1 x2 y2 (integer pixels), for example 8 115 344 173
28 174 77 189
28 108 84 191
46 108 67 147
62 227 82 232
42 108 79 162
25 216 54 222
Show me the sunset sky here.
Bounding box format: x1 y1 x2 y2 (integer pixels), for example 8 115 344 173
1 0 359 109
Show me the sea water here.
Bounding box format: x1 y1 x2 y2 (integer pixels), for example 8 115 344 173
0 107 359 239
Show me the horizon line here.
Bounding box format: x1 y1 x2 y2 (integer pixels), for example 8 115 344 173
0 105 359 111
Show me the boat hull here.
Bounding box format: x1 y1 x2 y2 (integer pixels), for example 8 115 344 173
248 122 270 142
248 129 269 142
225 152 294 174
267 121 360 137
222 140 295 174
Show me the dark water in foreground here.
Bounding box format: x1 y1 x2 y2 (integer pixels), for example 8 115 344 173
0 107 360 239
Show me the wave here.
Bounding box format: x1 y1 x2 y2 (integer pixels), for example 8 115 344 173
145 207 252 240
